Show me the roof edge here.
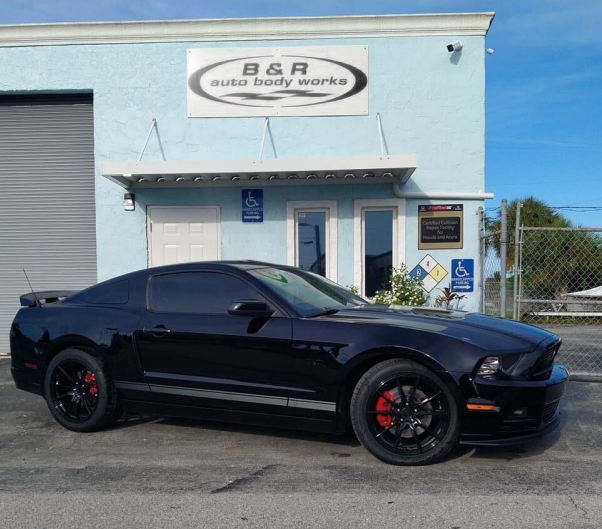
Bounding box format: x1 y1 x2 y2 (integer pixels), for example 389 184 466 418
0 13 495 48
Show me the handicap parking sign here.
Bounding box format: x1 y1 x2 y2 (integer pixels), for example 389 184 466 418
451 259 474 292
242 189 263 223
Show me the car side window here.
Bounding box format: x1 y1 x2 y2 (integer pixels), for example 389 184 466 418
149 272 263 315
85 280 129 305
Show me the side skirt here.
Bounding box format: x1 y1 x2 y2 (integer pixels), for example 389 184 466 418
121 399 343 435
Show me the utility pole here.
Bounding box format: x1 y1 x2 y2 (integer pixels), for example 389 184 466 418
500 199 507 318
512 201 523 320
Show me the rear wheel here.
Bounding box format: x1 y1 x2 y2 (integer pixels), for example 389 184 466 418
350 359 460 465
43 348 121 432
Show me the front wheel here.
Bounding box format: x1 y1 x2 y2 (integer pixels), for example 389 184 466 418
43 348 121 432
350 359 460 465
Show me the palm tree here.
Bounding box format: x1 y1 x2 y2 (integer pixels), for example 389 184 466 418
488 196 571 270
488 197 602 299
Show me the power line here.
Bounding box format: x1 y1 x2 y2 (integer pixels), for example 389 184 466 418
558 197 602 207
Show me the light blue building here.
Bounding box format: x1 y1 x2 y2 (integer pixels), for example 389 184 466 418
0 13 495 349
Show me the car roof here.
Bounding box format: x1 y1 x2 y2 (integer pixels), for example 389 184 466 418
145 260 291 274
68 261 293 299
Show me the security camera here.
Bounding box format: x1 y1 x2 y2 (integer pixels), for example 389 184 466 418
446 41 463 52
486 48 495 55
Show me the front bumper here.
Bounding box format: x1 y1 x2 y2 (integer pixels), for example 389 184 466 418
459 364 568 446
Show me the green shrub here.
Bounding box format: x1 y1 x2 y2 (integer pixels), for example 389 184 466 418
372 264 428 306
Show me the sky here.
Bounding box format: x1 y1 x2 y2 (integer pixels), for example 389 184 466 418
1 0 601 225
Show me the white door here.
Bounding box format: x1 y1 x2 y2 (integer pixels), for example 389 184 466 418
148 207 220 267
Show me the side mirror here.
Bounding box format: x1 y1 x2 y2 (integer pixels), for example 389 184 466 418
228 300 274 318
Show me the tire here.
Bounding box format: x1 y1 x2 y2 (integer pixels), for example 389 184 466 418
43 348 121 432
350 359 460 465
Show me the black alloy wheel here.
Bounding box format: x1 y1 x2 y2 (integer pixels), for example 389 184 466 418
50 360 100 423
43 348 121 432
351 359 460 465
367 374 450 455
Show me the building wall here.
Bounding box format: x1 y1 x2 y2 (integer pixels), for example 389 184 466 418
0 33 486 311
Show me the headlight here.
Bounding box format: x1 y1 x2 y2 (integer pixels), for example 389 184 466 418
476 355 522 379
477 356 500 379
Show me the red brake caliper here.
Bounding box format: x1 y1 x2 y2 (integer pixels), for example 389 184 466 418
375 390 395 427
85 371 98 396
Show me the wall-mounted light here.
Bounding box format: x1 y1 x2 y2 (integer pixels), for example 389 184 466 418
123 193 135 211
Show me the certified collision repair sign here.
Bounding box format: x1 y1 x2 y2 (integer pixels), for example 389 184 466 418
187 46 369 117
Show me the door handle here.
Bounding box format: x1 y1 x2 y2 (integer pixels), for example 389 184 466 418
142 326 171 336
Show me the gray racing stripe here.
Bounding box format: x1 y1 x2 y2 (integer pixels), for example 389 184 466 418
149 384 289 407
115 381 151 392
288 398 337 412
118 381 336 412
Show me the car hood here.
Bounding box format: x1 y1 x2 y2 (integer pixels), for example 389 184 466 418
325 305 556 351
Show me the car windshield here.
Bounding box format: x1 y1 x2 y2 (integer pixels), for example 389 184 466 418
249 267 367 317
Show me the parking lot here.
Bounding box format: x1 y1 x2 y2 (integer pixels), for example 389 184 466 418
1 358 602 528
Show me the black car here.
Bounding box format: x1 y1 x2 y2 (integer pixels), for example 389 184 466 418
10 261 568 465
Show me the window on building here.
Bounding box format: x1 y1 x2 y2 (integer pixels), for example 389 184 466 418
149 272 261 314
287 201 338 280
363 209 395 297
354 200 404 298
296 210 327 277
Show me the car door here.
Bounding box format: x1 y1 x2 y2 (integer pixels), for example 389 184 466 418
135 269 293 414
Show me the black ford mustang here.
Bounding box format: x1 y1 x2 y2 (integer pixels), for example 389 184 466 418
10 261 568 465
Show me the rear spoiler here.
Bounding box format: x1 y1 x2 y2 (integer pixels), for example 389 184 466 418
20 291 78 307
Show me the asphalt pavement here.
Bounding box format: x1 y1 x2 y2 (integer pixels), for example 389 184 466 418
1 357 601 528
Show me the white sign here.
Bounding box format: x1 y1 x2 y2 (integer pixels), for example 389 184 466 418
187 46 369 117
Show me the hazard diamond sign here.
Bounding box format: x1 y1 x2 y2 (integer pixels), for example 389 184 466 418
409 254 448 293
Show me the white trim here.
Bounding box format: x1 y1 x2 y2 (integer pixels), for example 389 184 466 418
393 188 494 200
286 201 338 281
146 205 221 267
353 199 406 296
102 154 417 188
0 13 495 47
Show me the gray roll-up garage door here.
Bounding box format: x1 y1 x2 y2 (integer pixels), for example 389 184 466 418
0 94 97 351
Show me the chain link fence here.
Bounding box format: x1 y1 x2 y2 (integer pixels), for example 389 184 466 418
480 226 503 317
517 227 602 377
479 207 515 318
480 202 602 379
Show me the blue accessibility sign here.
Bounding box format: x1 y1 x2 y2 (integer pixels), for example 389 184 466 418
451 259 474 292
242 189 263 223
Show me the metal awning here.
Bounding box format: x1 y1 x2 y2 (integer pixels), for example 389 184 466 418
101 154 416 188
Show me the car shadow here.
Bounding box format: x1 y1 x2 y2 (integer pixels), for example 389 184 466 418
111 409 566 463
115 412 362 448
105 413 159 431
